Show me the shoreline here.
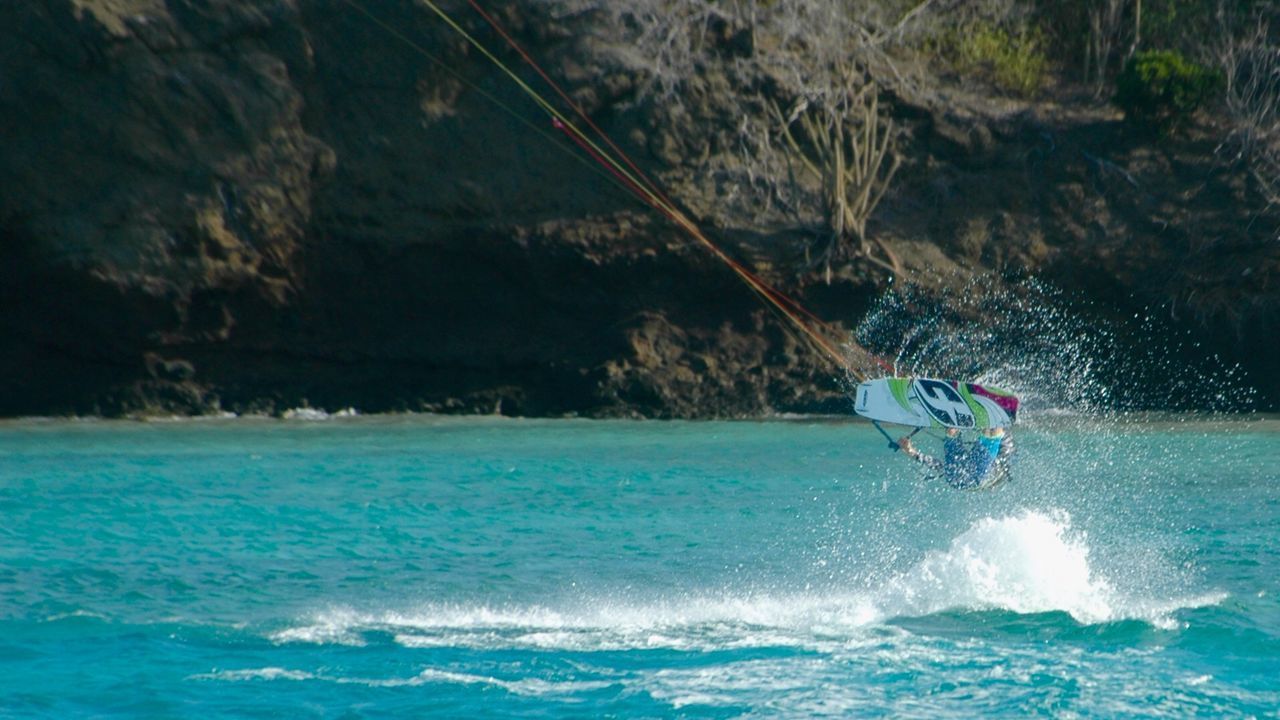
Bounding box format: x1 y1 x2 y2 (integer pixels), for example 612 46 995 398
2 409 1274 430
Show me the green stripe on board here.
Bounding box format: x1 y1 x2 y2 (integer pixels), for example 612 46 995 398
889 378 913 411
959 384 990 428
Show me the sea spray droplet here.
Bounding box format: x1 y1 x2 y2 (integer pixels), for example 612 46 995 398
848 276 1255 415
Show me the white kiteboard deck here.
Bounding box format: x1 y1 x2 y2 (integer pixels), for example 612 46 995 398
854 377 1019 429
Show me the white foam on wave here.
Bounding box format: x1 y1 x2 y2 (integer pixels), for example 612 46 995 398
277 598 875 653
872 510 1226 629
190 667 315 682
189 665 612 696
868 509 1116 623
270 607 369 646
400 669 614 696
273 511 1222 652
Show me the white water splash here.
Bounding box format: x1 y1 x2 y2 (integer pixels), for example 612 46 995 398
273 512 1219 652
868 510 1115 623
848 276 1255 415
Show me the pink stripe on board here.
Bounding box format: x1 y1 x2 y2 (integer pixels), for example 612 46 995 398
968 384 1019 419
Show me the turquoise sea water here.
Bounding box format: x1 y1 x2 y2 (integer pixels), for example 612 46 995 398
1 414 1278 718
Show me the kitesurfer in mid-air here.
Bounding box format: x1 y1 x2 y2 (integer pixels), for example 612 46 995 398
897 427 1015 489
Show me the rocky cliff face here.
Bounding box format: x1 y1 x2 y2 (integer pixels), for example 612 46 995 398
2 0 328 413
2 0 1275 417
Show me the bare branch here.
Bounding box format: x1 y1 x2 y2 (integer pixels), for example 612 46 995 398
770 80 902 278
1214 7 1280 206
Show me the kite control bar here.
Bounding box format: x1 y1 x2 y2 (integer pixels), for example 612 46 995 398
872 420 920 452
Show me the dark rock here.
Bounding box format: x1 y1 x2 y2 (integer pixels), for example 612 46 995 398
144 353 197 382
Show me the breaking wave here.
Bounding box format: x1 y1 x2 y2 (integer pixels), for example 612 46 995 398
271 511 1221 653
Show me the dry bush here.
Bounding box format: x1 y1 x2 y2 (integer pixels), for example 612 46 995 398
1085 0 1130 91
541 1 1043 276
770 76 902 279
546 1 925 267
563 0 914 104
1214 8 1280 207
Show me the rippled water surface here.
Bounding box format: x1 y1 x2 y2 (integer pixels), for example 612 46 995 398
1 414 1277 717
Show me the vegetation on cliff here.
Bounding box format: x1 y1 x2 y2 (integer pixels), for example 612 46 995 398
1 0 1276 417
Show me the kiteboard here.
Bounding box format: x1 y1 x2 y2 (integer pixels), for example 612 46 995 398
854 377 1018 429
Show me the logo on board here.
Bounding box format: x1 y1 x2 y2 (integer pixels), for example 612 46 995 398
912 379 975 427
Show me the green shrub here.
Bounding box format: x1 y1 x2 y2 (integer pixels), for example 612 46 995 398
954 24 1048 97
1114 50 1221 131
